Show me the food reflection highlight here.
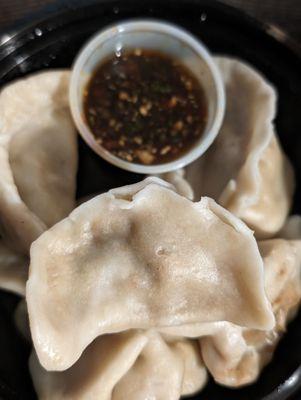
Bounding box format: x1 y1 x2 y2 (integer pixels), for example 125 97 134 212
0 57 300 400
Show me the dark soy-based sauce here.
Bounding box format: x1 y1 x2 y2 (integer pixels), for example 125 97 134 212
84 49 208 165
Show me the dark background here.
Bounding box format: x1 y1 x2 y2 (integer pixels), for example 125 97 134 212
0 0 301 43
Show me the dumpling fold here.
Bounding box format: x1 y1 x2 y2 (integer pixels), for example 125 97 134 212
29 330 207 400
184 57 294 238
200 237 301 387
27 177 274 371
0 70 78 253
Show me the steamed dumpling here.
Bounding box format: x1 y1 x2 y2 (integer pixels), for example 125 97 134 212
0 241 27 296
113 332 184 400
185 57 294 238
172 339 207 396
113 333 207 399
27 177 274 371
16 298 206 400
200 238 301 387
30 331 148 400
160 237 301 387
16 300 206 399
0 70 77 253
10 109 77 228
159 317 249 379
29 331 207 400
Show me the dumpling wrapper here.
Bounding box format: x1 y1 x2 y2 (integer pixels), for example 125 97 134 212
16 298 205 398
167 321 251 387
185 57 294 238
0 241 28 296
200 238 301 387
167 338 208 396
15 299 206 400
159 236 301 386
30 330 207 400
151 169 193 200
27 177 274 371
113 333 207 400
0 70 77 253
113 332 184 400
30 331 148 400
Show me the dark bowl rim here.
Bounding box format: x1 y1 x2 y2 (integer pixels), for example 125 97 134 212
0 0 301 62
0 1 300 400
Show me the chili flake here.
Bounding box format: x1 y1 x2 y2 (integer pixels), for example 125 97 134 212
84 49 207 165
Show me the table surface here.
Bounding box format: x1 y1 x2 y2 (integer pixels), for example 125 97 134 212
0 0 300 44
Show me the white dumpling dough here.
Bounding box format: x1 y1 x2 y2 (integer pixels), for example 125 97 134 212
160 237 301 387
185 57 294 238
30 331 148 400
113 332 184 400
113 334 207 400
16 297 207 400
0 70 77 253
29 331 207 400
200 238 301 387
27 177 274 371
169 339 208 396
15 296 206 400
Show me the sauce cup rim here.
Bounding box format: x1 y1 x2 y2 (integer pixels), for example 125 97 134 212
69 19 225 174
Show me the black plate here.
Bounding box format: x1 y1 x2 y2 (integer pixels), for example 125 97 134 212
0 1 301 399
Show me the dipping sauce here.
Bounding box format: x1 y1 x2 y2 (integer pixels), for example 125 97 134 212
84 49 207 165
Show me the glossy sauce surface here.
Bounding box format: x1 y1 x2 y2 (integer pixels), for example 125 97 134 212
84 49 208 165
